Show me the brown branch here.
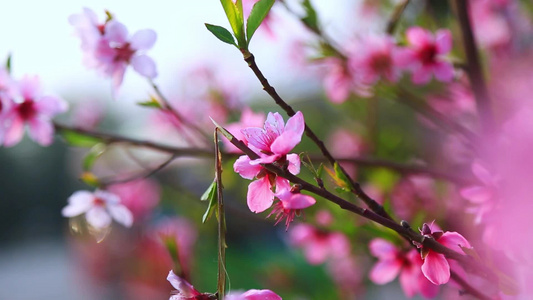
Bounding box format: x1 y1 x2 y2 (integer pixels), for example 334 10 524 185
452 0 495 133
222 126 498 286
99 154 177 187
386 0 410 34
243 52 393 221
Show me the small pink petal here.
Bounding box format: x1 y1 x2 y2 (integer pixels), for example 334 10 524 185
472 162 493 185
62 191 94 217
247 177 274 213
406 27 432 47
369 238 397 259
28 118 54 146
18 75 41 100
435 29 452 54
166 270 200 297
460 186 492 203
234 155 262 179
130 29 156 50
433 61 454 82
104 21 128 43
411 65 433 84
240 289 282 300
421 251 450 285
278 192 316 210
35 95 68 116
250 154 281 165
264 112 285 136
111 63 127 92
107 204 133 227
4 116 25 147
270 111 304 154
131 54 157 78
86 206 112 229
438 231 471 252
370 259 403 284
241 127 272 152
286 153 300 175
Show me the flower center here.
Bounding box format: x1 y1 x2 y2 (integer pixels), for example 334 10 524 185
113 42 135 63
418 44 437 65
370 53 392 74
17 100 36 120
93 197 106 206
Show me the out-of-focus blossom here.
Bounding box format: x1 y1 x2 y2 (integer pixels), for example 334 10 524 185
71 100 104 130
289 223 350 265
62 189 133 229
224 108 266 153
166 270 209 300
157 218 197 278
322 58 371 103
369 238 439 298
225 289 282 300
242 0 277 38
70 9 157 92
349 35 403 85
234 112 304 213
328 128 365 177
108 179 160 221
4 75 67 147
0 68 16 143
417 223 471 285
391 176 439 220
460 162 498 224
399 27 454 84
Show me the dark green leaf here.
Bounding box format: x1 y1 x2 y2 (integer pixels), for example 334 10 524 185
205 23 237 47
246 0 275 44
61 130 104 148
83 143 106 171
301 0 319 32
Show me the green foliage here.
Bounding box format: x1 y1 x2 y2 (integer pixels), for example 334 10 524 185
5 53 11 73
246 0 275 45
137 96 163 109
205 23 237 47
301 0 319 32
220 0 246 47
201 180 218 223
61 130 104 148
83 143 106 171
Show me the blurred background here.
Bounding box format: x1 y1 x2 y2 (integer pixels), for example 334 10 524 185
1 0 532 299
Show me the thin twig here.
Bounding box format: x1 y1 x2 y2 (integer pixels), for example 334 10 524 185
99 154 177 187
214 129 227 298
452 0 495 133
386 0 410 34
451 271 493 300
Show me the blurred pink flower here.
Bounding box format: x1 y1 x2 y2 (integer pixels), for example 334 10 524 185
225 289 282 300
166 270 204 300
460 162 498 224
224 108 266 153
4 75 67 147
327 129 365 177
62 189 133 229
399 27 454 84
418 223 471 285
349 35 403 85
289 223 350 265
323 58 371 103
157 218 198 279
369 238 439 298
391 175 439 220
71 100 104 130
108 179 160 221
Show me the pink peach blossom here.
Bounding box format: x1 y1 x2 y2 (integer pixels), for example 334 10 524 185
418 223 471 285
225 289 282 300
349 35 403 85
108 179 161 221
369 238 439 298
61 189 133 229
157 218 198 280
269 188 316 229
166 270 204 300
399 27 454 84
289 223 350 265
224 108 266 153
3 75 68 147
322 58 371 103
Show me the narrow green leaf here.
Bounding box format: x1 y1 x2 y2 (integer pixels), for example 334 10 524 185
61 130 104 148
246 0 275 44
6 53 12 73
137 97 162 109
301 0 319 32
83 143 106 171
205 24 237 47
210 117 236 141
201 180 217 201
334 162 354 190
220 0 246 47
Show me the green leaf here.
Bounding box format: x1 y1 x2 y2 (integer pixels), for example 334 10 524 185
80 172 100 187
5 53 12 73
205 23 237 47
220 0 246 47
246 0 274 44
61 130 104 148
202 181 218 223
137 97 162 109
334 162 354 190
83 143 106 171
301 0 319 32
210 117 236 141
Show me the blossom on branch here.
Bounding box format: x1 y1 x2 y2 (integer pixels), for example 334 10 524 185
61 189 133 229
225 289 282 300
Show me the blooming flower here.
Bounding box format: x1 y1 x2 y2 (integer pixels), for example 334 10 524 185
418 223 471 285
369 238 439 298
399 27 454 84
224 108 266 153
349 35 403 85
61 189 133 229
234 112 304 213
269 187 316 229
70 9 157 92
289 223 350 265
4 75 68 147
225 289 282 300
